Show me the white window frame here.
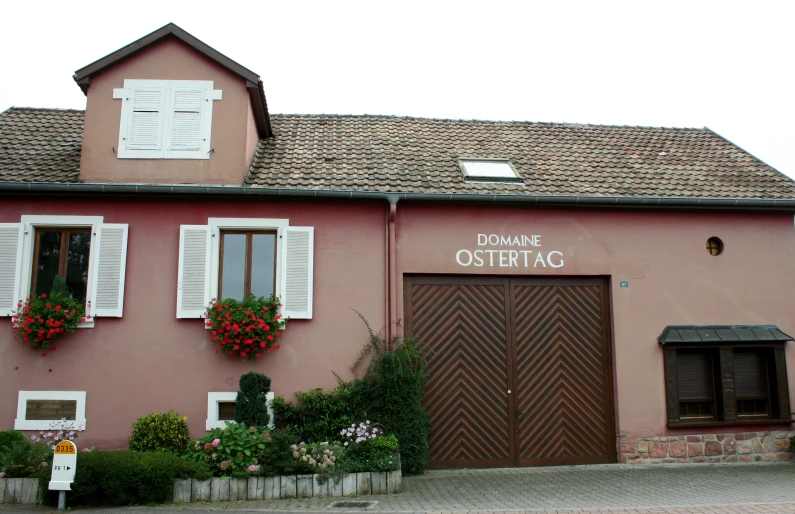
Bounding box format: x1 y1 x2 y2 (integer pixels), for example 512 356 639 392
15 391 87 430
206 391 275 431
113 79 222 160
19 215 104 328
208 218 289 306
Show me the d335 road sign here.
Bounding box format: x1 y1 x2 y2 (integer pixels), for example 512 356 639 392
49 440 77 491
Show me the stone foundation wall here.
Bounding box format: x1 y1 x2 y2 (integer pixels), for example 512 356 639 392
618 430 794 464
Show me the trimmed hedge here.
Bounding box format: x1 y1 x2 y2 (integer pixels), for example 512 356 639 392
272 382 357 443
128 411 191 454
0 430 26 451
235 371 272 427
40 450 210 506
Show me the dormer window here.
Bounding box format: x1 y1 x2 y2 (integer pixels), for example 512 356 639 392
459 159 521 182
113 79 222 159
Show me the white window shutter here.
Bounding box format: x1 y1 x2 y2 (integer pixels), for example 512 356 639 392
177 225 211 318
91 224 129 317
169 88 204 151
281 226 314 319
0 223 23 316
127 87 165 150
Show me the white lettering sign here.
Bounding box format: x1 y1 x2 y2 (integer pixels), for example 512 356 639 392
456 234 564 268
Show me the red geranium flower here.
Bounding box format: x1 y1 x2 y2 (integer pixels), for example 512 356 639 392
204 295 286 362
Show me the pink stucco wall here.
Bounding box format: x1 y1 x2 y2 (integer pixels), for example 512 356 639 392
79 37 254 185
0 198 386 449
3 197 794 452
394 204 795 439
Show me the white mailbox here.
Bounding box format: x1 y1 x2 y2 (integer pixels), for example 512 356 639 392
49 440 77 491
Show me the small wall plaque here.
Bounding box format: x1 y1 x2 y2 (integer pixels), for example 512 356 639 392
620 281 628 288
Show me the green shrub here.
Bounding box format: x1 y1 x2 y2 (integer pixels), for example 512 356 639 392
41 450 210 506
182 422 273 476
128 411 191 454
272 382 357 443
235 371 272 427
335 424 400 473
0 431 55 478
272 313 429 475
0 430 26 452
350 314 430 475
363 433 399 460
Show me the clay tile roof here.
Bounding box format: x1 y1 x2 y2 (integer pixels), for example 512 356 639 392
0 107 83 183
2 108 794 200
246 115 795 199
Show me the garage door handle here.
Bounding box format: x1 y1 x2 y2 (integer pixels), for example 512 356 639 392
514 406 522 419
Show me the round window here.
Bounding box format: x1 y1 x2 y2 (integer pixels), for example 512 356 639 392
706 237 723 256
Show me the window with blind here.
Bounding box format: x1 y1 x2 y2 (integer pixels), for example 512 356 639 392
734 350 771 416
663 345 787 427
676 350 717 419
113 79 222 159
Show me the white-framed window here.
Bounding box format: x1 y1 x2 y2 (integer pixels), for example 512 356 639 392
15 391 87 430
0 216 129 321
459 158 521 181
206 391 275 431
113 79 222 160
176 218 314 320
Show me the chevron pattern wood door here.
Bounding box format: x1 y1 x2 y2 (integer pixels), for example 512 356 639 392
406 277 514 468
512 279 613 466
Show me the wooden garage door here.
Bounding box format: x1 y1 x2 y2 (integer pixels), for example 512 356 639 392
406 277 514 468
513 280 613 466
405 276 614 469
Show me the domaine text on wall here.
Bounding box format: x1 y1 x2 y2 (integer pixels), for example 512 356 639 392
455 234 564 268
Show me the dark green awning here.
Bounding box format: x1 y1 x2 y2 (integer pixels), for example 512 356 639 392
657 325 793 345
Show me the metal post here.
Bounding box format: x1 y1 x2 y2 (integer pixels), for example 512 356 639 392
58 491 66 511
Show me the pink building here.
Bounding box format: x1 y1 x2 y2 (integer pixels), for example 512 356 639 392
2 24 795 468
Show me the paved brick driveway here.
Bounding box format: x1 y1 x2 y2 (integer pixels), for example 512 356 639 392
180 463 795 513
5 462 795 512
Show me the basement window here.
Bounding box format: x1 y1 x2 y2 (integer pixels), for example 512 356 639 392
459 159 521 182
15 391 87 430
206 391 275 430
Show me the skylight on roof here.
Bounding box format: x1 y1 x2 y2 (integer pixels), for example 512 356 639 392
459 159 519 181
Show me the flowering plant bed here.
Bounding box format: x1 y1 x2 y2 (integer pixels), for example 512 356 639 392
11 293 87 356
180 421 399 479
205 295 286 361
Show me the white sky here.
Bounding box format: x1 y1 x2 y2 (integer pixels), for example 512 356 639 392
2 1 794 180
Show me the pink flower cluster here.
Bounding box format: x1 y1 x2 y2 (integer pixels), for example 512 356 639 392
339 421 379 446
290 442 338 469
30 418 84 450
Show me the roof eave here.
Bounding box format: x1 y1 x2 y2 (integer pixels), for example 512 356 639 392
72 23 260 93
247 80 273 138
2 182 795 213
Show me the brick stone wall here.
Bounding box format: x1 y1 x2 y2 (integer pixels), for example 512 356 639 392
617 430 793 464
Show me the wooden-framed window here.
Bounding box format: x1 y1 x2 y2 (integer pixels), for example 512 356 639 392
663 344 787 427
176 219 314 320
31 227 92 303
0 216 129 319
734 349 771 417
676 349 718 420
218 230 277 301
217 401 236 421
